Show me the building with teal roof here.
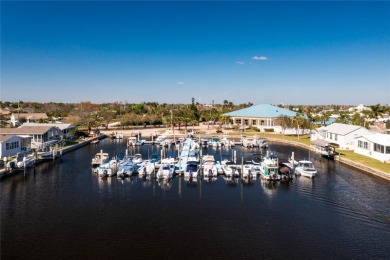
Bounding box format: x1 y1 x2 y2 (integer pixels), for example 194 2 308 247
222 104 302 132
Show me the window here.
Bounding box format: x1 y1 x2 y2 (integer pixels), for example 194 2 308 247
261 120 265 126
5 141 19 150
386 146 390 154
244 119 248 126
358 140 368 150
252 120 256 125
235 119 241 124
374 143 385 153
335 134 338 141
329 133 333 139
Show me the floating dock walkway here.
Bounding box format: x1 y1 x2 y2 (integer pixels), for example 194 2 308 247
176 138 192 174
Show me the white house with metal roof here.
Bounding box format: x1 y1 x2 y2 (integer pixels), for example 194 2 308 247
10 113 48 127
311 123 373 150
222 104 301 132
0 135 25 158
0 125 63 150
355 133 390 162
21 123 75 138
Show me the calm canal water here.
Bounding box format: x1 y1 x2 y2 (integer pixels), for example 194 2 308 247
1 138 390 259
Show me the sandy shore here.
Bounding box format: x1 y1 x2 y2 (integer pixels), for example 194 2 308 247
100 124 230 138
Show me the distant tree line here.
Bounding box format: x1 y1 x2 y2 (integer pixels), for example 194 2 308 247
1 101 388 131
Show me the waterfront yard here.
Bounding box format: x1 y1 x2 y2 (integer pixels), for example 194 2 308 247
226 131 390 175
336 149 390 174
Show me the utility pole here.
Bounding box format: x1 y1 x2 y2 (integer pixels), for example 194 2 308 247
17 100 20 126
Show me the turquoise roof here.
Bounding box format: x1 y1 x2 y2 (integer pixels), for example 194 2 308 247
222 104 298 118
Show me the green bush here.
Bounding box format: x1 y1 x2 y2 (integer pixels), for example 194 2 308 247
247 126 260 132
264 128 274 132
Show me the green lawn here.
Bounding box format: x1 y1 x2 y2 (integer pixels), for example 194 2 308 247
337 149 390 174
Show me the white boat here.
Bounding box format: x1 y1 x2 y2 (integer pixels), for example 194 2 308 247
190 140 199 150
38 149 62 160
184 160 200 179
259 152 280 181
221 136 234 148
17 154 36 169
132 153 143 164
137 160 156 176
201 139 209 148
311 139 335 159
116 160 136 178
221 159 239 178
97 159 118 178
135 140 146 146
160 139 173 147
127 137 137 146
7 152 36 170
161 154 178 164
156 163 175 179
257 138 269 148
202 155 218 177
208 137 222 148
155 135 167 144
242 137 258 148
241 164 256 179
91 150 109 167
252 153 262 165
295 160 317 178
187 149 199 162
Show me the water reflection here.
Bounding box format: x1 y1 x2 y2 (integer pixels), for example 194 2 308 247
223 176 238 187
241 177 256 186
203 176 217 183
3 140 390 259
157 178 172 190
260 179 278 197
184 176 198 187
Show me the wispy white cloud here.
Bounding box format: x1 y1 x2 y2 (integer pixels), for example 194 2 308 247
235 61 244 65
252 56 268 61
177 81 185 85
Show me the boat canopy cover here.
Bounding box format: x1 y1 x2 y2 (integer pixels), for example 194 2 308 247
311 139 330 147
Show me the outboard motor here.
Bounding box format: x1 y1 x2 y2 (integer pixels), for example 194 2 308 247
7 161 16 169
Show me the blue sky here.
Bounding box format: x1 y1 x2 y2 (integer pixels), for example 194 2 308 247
1 1 389 105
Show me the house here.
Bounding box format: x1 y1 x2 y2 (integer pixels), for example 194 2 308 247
355 133 390 163
10 113 48 127
222 104 303 133
0 125 63 150
21 123 75 138
0 135 24 158
311 123 373 149
348 104 371 113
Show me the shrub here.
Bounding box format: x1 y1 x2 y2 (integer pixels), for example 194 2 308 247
264 128 274 132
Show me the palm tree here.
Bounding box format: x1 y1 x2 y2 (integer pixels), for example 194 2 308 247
320 111 332 125
369 104 385 119
335 112 349 124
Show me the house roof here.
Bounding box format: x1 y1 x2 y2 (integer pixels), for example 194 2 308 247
21 123 74 131
0 109 11 115
222 104 298 118
11 113 48 119
358 133 390 146
325 123 372 136
0 125 56 135
0 135 14 142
